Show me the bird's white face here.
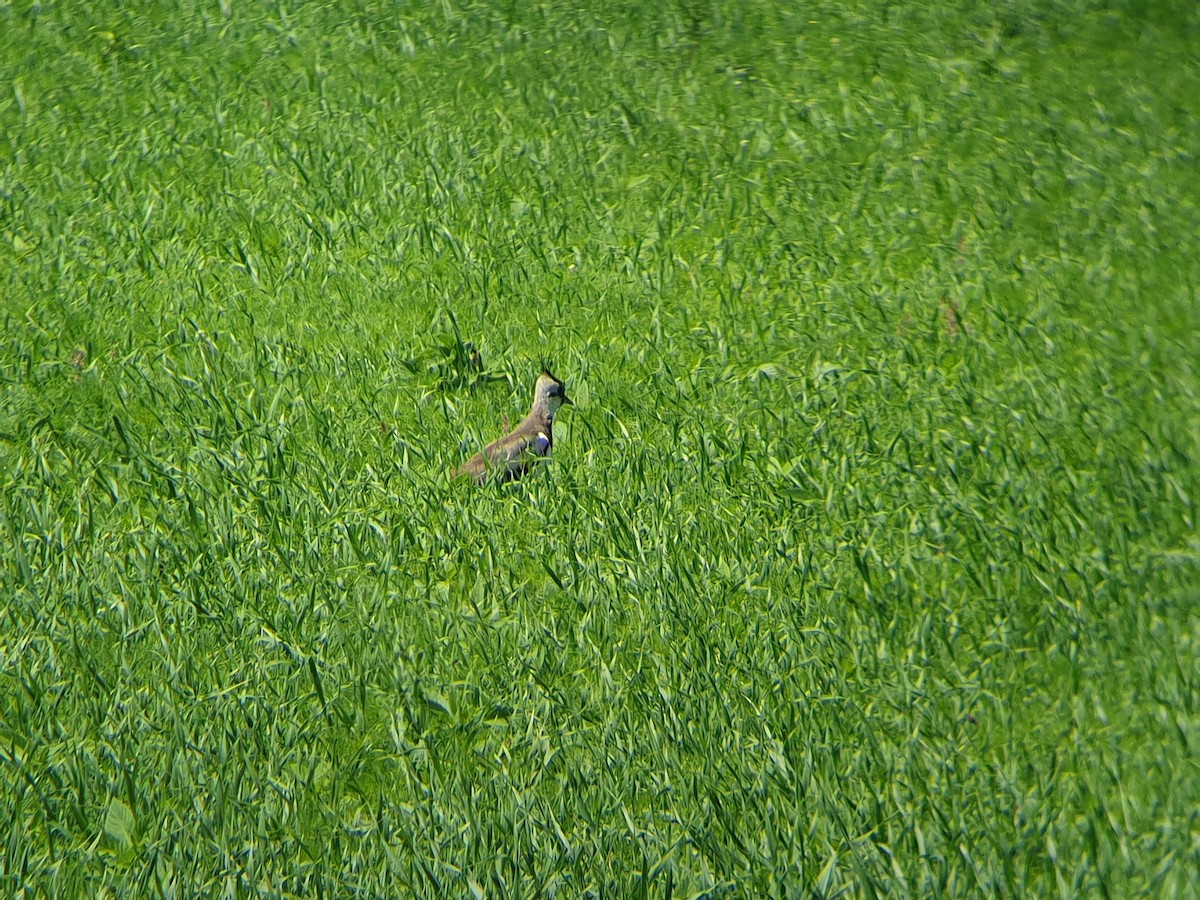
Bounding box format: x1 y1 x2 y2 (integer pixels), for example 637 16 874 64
534 372 572 417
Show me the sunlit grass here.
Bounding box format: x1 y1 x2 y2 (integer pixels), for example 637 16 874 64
1 0 1197 895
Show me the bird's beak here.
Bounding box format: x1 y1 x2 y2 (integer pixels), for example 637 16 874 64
562 393 573 406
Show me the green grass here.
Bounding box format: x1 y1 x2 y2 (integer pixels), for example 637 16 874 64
2 0 1197 895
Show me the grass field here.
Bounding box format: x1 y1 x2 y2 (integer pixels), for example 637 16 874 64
2 0 1198 895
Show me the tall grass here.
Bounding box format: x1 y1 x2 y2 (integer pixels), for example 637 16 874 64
2 0 1197 894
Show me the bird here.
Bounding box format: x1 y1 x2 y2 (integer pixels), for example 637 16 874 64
453 369 572 484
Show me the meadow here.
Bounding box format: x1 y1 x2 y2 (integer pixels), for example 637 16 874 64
1 0 1197 895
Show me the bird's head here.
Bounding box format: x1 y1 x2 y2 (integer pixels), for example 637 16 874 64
534 368 572 418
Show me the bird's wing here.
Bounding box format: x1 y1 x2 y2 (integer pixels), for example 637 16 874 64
453 452 490 484
454 427 551 484
484 428 551 475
